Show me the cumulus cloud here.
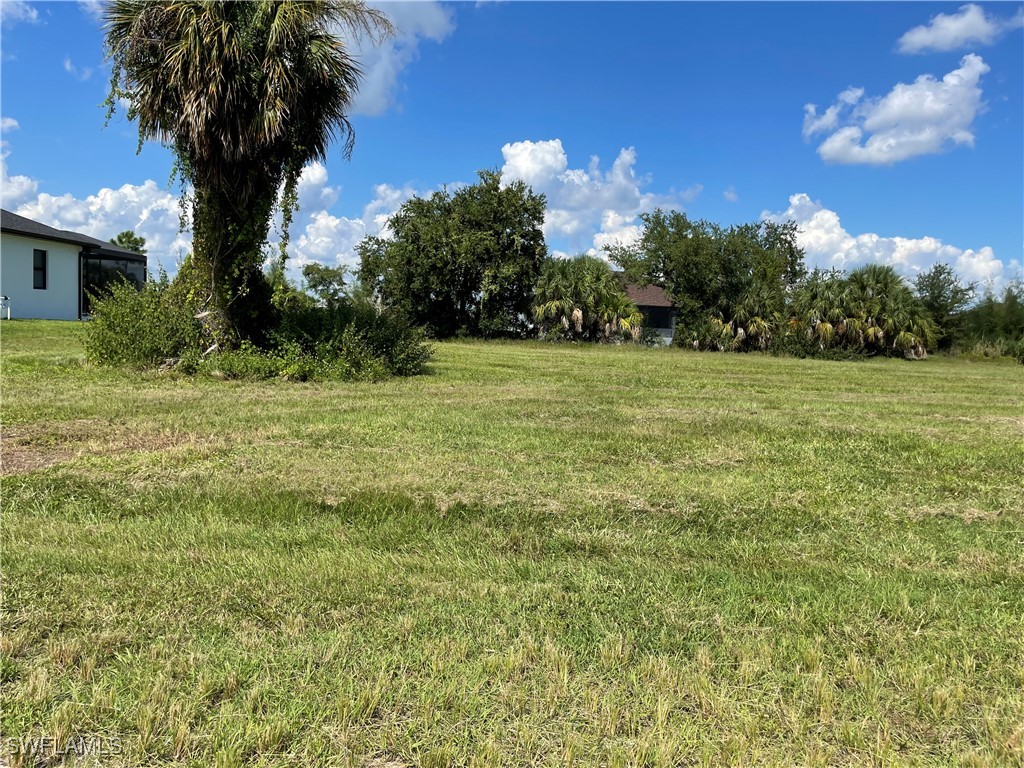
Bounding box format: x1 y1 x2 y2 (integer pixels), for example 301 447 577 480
295 161 340 212
723 185 739 203
16 179 192 274
290 211 367 265
803 55 989 165
500 138 689 255
1 117 19 133
499 139 568 191
762 193 1006 284
898 3 1024 54
288 181 414 271
0 0 38 26
1 141 39 209
348 1 455 116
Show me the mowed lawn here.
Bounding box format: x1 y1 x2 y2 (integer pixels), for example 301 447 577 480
2 320 1022 767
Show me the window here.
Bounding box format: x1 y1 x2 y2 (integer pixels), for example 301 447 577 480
33 249 47 290
81 256 146 314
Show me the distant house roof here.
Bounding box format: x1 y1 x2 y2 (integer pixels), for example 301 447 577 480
1 208 146 261
624 282 672 308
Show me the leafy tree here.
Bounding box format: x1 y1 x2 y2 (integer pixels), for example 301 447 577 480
608 210 804 341
357 170 546 338
533 255 644 342
302 263 348 307
914 263 975 350
961 281 1024 354
105 0 392 348
111 230 147 255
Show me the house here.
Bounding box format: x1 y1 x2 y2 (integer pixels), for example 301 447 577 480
0 209 146 320
624 281 675 343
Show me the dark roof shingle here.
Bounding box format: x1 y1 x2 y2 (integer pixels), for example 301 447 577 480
624 282 672 308
1 208 145 260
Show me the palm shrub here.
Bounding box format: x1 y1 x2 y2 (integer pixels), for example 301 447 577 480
687 278 786 352
779 265 936 359
533 256 644 342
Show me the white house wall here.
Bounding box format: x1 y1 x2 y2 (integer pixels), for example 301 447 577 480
0 232 80 320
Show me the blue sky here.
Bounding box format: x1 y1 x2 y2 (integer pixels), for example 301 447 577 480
2 1 1022 288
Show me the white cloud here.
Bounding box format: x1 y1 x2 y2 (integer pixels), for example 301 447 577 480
77 0 103 22
16 179 192 274
1 117 19 133
296 161 340 212
723 185 739 203
500 138 690 256
762 193 1006 284
804 55 989 165
802 86 864 140
500 139 568 191
288 180 415 272
1 141 39 209
592 210 643 252
679 183 703 203
290 211 366 266
63 56 94 82
898 3 1024 54
349 1 455 116
0 0 38 26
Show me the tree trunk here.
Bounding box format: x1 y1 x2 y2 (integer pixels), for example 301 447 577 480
183 172 279 350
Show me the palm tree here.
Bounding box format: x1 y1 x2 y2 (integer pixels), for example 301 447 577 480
105 0 392 346
533 255 643 342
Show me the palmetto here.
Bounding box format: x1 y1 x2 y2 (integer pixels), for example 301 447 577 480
787 265 936 357
534 256 643 342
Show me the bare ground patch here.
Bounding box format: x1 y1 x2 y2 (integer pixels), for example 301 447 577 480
0 442 70 475
1 421 220 476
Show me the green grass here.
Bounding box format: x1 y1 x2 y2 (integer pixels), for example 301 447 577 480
2 319 1022 767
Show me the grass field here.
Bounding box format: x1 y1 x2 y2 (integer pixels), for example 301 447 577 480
2 319 1022 767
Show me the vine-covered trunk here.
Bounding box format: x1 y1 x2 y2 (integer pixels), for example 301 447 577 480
183 170 280 350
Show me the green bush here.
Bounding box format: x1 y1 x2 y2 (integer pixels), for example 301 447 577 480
83 273 202 367
197 341 284 380
956 336 1024 364
85 269 431 381
767 326 867 361
273 288 431 377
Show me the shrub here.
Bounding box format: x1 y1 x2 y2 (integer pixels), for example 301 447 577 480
767 326 867 361
344 293 433 376
85 270 432 381
84 273 202 367
197 341 284 380
956 336 1024 364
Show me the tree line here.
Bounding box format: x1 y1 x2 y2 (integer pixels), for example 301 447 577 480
355 171 1022 361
